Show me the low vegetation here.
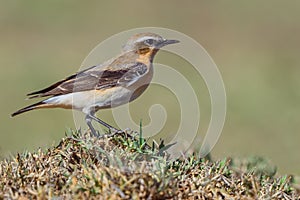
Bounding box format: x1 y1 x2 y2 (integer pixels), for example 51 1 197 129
0 129 299 199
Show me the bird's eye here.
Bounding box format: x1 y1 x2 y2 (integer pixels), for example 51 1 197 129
145 39 154 45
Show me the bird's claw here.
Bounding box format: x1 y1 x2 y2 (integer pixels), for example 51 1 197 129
105 128 133 138
88 127 133 139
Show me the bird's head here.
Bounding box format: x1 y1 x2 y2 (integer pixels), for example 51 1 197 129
122 32 179 55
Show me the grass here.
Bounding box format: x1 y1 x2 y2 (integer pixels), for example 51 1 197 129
0 129 299 199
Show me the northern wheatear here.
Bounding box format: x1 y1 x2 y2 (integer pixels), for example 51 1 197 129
12 33 179 136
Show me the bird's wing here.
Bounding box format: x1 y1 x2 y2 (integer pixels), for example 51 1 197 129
27 64 98 98
27 62 148 98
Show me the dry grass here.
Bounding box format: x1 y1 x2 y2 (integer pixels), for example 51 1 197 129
0 129 299 199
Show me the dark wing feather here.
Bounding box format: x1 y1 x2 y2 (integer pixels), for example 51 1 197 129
117 63 148 86
27 65 97 98
27 74 76 98
27 62 148 98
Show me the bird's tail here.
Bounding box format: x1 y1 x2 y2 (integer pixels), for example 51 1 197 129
11 101 50 117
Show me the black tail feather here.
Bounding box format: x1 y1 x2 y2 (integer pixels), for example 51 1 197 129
11 101 45 117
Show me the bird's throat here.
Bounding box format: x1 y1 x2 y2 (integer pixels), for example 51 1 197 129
137 48 158 63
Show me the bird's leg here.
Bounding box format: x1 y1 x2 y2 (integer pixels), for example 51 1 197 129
87 114 121 133
85 115 99 137
86 114 135 139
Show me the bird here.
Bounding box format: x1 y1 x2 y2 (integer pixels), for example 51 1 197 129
11 32 180 137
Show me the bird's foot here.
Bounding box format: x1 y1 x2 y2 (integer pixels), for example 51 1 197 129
90 129 100 138
88 127 133 139
103 128 133 138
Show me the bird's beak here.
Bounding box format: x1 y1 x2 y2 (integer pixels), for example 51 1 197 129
157 39 180 48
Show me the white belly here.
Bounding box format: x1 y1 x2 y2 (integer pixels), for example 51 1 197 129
44 86 133 114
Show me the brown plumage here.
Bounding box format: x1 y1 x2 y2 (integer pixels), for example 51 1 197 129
12 33 179 137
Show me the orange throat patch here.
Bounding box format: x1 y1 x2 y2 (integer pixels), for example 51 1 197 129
137 48 157 64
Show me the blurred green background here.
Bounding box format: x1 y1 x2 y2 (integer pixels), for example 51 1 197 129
1 1 299 174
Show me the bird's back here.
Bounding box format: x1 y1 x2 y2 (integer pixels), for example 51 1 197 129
27 51 143 98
